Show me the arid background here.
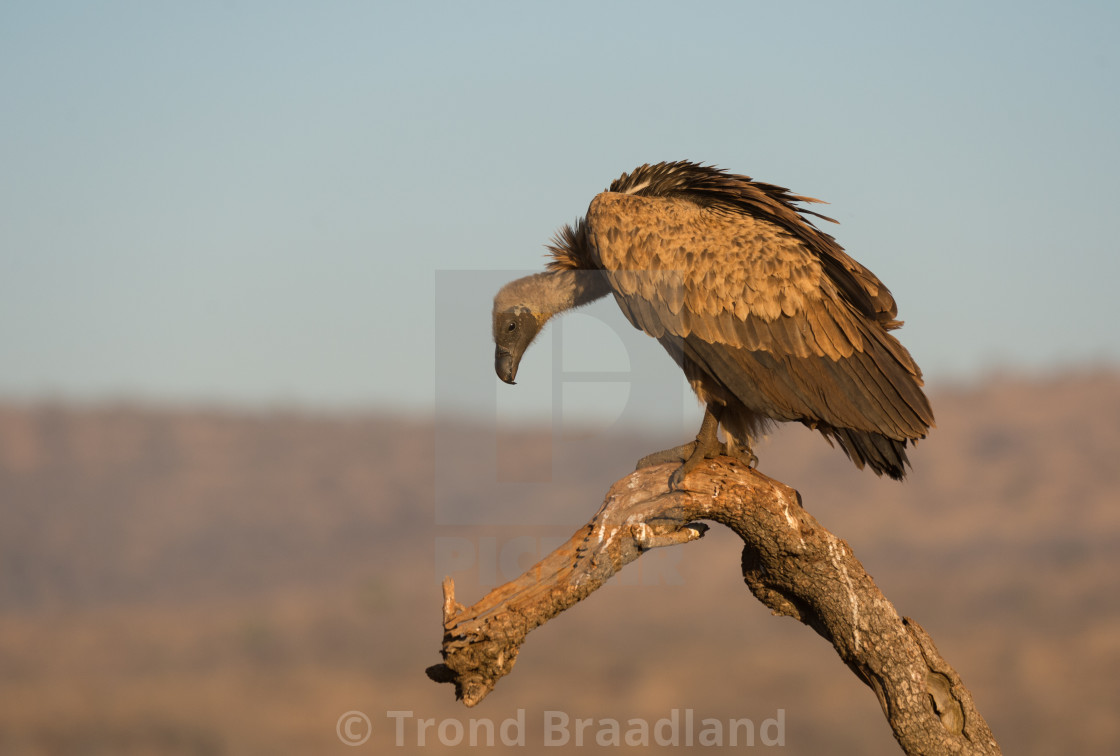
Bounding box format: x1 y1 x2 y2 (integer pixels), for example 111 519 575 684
1 370 1118 754
4 3 1118 754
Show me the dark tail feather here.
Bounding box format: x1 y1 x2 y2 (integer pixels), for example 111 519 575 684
822 426 911 480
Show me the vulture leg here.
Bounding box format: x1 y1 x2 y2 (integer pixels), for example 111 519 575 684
636 405 728 489
669 405 726 489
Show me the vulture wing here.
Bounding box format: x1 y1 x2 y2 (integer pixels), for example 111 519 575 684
585 190 933 448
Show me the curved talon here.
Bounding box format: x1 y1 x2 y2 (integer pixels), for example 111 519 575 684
726 437 759 470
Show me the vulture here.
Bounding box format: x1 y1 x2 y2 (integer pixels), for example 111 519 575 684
492 161 933 486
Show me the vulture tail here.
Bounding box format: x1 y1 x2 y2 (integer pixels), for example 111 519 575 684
822 426 911 480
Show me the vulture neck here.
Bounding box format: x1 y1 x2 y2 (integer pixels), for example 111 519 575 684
496 269 611 320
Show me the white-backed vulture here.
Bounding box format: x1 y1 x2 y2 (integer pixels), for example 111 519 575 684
492 161 934 486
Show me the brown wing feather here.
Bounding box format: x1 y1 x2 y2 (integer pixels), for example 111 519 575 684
585 190 934 462
607 161 901 328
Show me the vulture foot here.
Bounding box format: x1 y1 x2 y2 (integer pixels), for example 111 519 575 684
636 441 699 469
635 406 731 490
634 440 730 489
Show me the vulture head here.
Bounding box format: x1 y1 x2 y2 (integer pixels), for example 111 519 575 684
492 305 543 385
491 268 612 385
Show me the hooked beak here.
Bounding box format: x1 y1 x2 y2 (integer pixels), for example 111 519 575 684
495 346 518 385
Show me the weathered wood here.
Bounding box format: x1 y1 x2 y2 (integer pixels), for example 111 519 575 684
428 459 1001 755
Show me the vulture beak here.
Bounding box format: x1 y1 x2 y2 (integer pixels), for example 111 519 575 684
495 346 518 385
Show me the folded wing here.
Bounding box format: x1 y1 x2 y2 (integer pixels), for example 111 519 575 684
586 191 933 460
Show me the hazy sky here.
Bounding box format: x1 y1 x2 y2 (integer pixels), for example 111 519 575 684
2 1 1118 420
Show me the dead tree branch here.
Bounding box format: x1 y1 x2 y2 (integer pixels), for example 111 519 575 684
427 459 1001 755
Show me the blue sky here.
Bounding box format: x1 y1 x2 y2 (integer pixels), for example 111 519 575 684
2 1 1118 420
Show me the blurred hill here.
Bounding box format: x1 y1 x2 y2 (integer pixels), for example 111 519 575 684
0 371 1118 754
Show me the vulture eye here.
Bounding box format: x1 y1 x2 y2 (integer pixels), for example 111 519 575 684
507 321 517 332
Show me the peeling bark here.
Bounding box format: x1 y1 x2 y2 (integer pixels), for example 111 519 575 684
427 459 1001 755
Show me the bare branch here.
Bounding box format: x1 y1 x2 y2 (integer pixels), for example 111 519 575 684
427 459 1001 755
